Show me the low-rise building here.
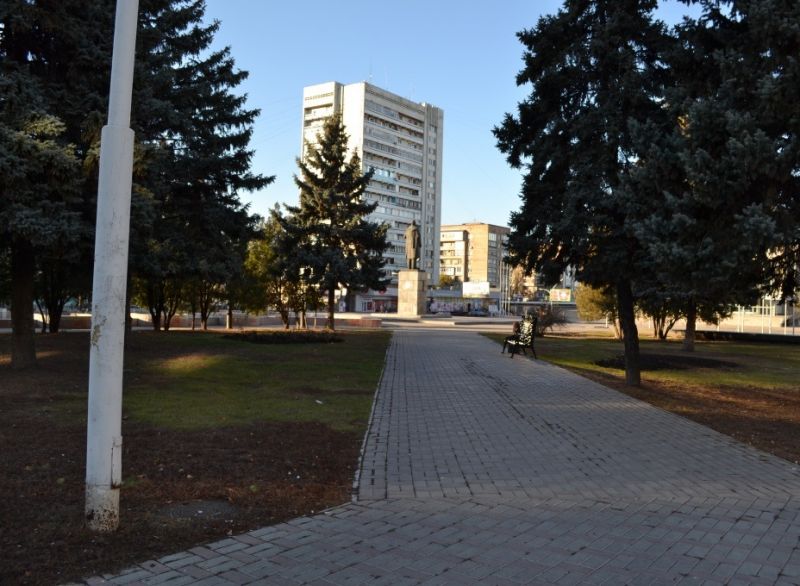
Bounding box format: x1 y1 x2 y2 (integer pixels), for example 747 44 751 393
439 223 510 288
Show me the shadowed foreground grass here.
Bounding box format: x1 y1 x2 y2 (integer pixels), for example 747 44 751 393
0 329 391 585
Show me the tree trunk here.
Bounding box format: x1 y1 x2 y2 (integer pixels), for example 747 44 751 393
125 273 132 341
35 299 48 333
683 298 697 352
11 240 37 369
163 285 181 331
326 288 335 331
616 279 641 386
189 296 197 331
652 313 664 339
47 298 65 333
279 309 290 329
146 282 163 331
40 265 68 333
227 303 233 330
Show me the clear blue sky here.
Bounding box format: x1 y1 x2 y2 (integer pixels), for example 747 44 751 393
202 1 697 227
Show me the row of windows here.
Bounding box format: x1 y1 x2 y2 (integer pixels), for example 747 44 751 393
304 105 333 120
398 185 419 197
369 165 395 181
364 138 424 164
364 152 396 169
365 191 421 210
398 111 424 128
397 173 421 186
364 104 425 135
365 115 424 142
398 160 422 176
365 125 396 144
397 136 422 152
367 176 396 191
374 206 416 219
365 100 400 121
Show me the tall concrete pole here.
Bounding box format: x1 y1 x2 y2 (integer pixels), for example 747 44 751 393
85 0 139 532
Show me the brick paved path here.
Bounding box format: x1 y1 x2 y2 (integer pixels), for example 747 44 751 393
81 330 800 585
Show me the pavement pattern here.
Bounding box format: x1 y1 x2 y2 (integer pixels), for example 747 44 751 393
79 330 800 585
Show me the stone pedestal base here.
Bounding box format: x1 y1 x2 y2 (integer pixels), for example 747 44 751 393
397 270 428 317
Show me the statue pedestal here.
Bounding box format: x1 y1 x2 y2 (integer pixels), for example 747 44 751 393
397 270 428 317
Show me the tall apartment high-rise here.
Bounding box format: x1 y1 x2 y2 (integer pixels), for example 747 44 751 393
301 82 443 311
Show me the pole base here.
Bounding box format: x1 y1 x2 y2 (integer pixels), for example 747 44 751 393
85 484 120 532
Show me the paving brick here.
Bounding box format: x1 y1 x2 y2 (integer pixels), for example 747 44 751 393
76 329 800 586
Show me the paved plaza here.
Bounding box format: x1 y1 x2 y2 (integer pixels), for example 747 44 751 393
81 329 800 585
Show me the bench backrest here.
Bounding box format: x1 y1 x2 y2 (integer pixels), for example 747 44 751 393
518 317 535 344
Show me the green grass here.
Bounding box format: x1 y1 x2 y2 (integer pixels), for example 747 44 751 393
122 330 391 432
485 332 800 390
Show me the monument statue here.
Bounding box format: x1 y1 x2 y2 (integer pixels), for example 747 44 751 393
404 220 421 270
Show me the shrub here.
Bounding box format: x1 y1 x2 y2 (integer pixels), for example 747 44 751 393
532 305 568 336
224 331 343 344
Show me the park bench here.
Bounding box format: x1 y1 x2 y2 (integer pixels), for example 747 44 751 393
501 315 537 359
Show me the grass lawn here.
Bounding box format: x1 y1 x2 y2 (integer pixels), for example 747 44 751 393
0 329 391 585
487 331 800 464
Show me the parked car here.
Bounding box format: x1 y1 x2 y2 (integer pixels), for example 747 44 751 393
468 307 489 317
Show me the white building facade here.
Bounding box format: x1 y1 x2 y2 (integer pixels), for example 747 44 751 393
301 81 443 311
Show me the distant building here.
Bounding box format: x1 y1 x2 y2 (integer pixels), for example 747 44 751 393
301 82 444 301
439 223 510 288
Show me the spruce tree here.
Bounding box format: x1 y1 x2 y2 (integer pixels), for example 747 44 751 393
627 0 796 350
130 0 271 329
282 114 389 330
494 0 672 384
0 4 86 367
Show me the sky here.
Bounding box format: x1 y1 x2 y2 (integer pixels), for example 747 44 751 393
201 1 697 228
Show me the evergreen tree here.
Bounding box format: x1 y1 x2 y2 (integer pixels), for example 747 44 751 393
627 0 795 350
130 0 271 329
494 0 672 384
2 0 269 353
281 114 389 330
0 0 106 367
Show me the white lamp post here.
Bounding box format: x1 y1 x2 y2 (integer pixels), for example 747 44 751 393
85 0 139 532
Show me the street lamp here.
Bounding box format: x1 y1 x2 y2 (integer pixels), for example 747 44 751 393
85 0 139 532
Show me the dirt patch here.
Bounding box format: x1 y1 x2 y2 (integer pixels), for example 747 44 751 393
0 333 364 585
159 499 240 520
595 353 739 371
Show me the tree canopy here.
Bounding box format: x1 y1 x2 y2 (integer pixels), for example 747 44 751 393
494 0 672 384
496 0 800 377
277 114 389 330
1 0 269 364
